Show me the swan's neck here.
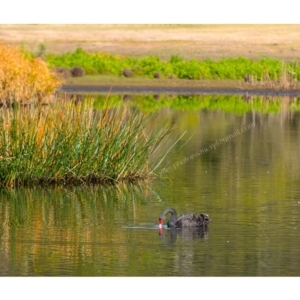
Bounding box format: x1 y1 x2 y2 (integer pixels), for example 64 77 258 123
161 208 178 224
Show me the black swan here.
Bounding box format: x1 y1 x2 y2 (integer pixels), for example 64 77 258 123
159 208 210 228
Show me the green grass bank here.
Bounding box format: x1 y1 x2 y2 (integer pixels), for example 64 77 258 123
46 48 300 83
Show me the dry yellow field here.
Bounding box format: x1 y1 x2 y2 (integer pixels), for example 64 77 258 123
1 24 300 60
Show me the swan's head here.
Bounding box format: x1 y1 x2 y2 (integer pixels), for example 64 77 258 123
158 218 163 228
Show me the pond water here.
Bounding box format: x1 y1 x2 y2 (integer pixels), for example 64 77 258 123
1 95 300 276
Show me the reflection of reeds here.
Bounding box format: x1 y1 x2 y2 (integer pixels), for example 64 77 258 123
0 183 157 225
0 183 161 275
0 99 174 187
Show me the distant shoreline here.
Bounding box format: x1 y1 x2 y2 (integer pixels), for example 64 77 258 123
3 24 300 96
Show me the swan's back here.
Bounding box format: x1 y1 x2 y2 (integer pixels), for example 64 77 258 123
159 208 210 228
175 213 210 227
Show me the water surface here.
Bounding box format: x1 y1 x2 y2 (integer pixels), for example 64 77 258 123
1 95 300 276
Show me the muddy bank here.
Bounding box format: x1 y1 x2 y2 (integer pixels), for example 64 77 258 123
61 84 300 96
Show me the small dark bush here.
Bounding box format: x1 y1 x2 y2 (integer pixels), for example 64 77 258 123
52 67 71 79
122 69 133 77
154 72 161 79
71 66 85 77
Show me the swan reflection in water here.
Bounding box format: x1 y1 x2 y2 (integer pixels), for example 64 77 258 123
159 226 209 242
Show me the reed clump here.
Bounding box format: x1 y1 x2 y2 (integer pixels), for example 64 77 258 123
0 43 62 105
0 99 174 187
244 64 299 90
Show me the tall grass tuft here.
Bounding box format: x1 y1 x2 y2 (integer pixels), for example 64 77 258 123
0 99 174 187
0 43 62 105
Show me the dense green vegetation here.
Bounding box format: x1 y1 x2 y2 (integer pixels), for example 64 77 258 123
0 100 174 187
46 48 300 81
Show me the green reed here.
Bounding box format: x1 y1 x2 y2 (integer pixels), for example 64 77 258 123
0 99 174 187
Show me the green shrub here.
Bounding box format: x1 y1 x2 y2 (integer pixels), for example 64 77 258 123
71 66 85 77
45 47 300 81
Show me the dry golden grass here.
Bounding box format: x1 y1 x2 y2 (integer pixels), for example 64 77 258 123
1 24 300 60
0 43 62 104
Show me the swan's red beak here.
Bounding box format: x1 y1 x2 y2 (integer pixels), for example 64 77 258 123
158 218 163 228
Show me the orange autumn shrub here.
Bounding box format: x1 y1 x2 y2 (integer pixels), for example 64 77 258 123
0 43 63 104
